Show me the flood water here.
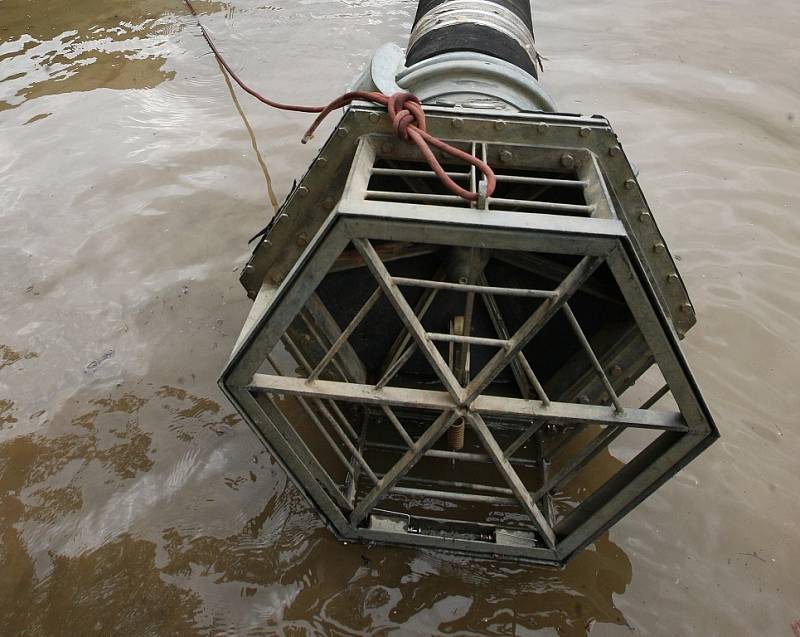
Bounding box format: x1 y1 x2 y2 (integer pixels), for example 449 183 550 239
1 0 799 635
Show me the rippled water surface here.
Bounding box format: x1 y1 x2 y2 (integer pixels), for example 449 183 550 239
1 0 799 635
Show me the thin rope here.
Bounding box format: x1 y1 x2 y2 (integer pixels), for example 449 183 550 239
182 0 496 202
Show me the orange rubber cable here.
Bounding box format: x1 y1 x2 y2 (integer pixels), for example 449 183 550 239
183 0 496 202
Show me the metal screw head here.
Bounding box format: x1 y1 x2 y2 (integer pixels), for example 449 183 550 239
494 120 507 130
243 264 255 274
653 242 666 253
680 302 695 317
270 271 282 284
537 122 548 134
499 150 513 163
451 118 464 129
336 127 349 138
639 211 652 222
561 154 575 169
611 365 623 378
667 273 680 284
368 112 380 123
579 127 591 137
316 156 328 166
297 186 309 197
609 146 621 157
296 233 309 247
624 179 636 190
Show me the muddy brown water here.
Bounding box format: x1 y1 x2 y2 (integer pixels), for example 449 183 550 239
1 0 799 635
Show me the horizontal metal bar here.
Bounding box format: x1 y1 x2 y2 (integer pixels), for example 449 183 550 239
371 167 470 180
392 277 557 299
488 198 594 214
365 192 594 214
330 243 438 273
370 169 586 189
388 474 514 496
248 374 689 432
390 486 517 506
426 332 509 348
364 441 540 468
366 190 465 205
338 200 627 249
495 175 587 188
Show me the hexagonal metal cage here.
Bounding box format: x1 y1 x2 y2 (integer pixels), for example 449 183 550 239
221 106 718 565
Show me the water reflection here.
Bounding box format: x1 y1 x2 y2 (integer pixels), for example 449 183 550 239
0 376 631 635
0 0 223 110
0 344 39 370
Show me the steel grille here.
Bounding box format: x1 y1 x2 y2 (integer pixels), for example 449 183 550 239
222 127 717 563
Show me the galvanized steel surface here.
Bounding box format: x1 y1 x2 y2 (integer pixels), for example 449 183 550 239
1 0 799 635
222 127 717 563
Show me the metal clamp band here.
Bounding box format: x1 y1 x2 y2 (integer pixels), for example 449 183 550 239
408 0 541 70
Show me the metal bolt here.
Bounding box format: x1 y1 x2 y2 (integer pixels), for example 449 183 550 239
537 122 548 134
243 264 255 274
653 242 666 253
368 112 380 123
639 211 652 222
451 118 464 129
494 120 507 130
297 186 309 197
609 146 621 157
677 329 686 339
611 365 623 378
499 150 513 163
579 127 591 137
579 394 591 405
337 127 349 138
680 302 695 316
316 156 328 166
667 273 680 284
561 154 575 169
296 233 309 247
624 179 636 190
